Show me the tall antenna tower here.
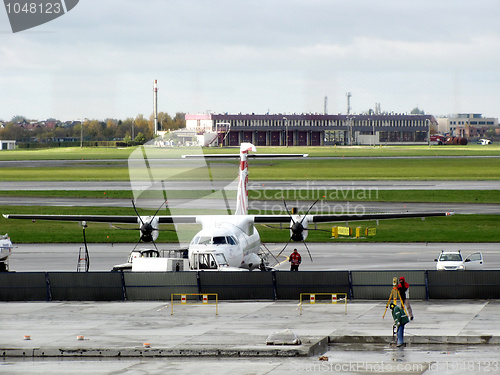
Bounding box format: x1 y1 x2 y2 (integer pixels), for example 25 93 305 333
346 92 352 115
324 96 328 115
153 79 158 137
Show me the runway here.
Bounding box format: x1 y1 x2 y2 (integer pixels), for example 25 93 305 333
0 196 498 215
9 242 500 272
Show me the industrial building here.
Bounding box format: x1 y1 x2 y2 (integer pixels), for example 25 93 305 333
185 113 436 146
436 114 499 140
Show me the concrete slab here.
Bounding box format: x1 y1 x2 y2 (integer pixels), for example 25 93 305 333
1 300 500 359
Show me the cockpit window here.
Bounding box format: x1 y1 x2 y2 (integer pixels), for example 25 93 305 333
213 236 227 245
198 236 212 245
191 235 238 246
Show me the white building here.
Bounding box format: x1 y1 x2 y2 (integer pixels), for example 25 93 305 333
0 140 16 150
436 114 498 139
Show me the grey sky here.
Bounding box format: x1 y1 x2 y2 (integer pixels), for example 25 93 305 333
1 0 499 121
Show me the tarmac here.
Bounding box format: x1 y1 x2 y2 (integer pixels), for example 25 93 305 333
1 299 499 359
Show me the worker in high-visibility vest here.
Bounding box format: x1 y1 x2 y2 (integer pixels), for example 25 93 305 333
289 249 302 271
390 302 409 347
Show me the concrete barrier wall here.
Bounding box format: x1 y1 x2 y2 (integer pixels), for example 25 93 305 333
351 271 427 300
124 272 198 300
1 270 500 301
199 271 275 300
428 270 500 299
275 271 350 300
0 272 48 301
48 272 124 301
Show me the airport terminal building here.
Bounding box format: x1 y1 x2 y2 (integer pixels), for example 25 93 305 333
185 113 435 146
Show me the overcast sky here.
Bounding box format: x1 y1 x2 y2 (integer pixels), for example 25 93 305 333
1 0 499 121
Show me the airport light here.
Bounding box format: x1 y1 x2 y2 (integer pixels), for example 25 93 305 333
426 118 430 146
283 116 288 147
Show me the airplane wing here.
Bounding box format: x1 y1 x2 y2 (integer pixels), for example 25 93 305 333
252 211 453 223
4 211 452 224
2 214 198 224
182 154 308 159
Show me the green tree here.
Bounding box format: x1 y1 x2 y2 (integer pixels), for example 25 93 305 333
134 132 146 144
10 115 27 123
410 107 425 115
134 114 152 140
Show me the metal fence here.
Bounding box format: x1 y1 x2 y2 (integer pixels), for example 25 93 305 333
0 270 499 301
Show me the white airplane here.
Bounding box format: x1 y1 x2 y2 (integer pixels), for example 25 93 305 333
0 234 13 272
3 143 452 271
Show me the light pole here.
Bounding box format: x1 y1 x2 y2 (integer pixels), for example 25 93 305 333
283 117 288 147
80 118 87 148
371 118 375 147
426 119 430 146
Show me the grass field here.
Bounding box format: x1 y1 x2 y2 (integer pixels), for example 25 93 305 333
0 189 498 204
0 156 499 181
1 205 498 243
1 144 500 160
0 144 498 243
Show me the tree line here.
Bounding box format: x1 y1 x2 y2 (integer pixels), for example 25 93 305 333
0 112 186 144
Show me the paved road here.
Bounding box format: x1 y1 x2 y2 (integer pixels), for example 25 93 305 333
9 242 500 272
0 197 497 215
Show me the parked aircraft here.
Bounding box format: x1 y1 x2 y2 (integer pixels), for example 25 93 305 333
3 143 452 271
0 234 13 272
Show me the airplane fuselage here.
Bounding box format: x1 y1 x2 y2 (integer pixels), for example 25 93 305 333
189 215 261 270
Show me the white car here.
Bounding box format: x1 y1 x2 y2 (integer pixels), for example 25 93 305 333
435 251 483 271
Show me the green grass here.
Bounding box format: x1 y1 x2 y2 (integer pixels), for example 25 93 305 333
246 158 500 180
198 144 500 157
257 215 500 243
250 190 500 204
0 189 497 204
0 147 135 160
0 190 221 200
1 144 500 161
1 205 498 243
0 145 498 244
0 157 499 181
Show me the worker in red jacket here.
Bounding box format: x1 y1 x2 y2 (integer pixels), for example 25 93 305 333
396 276 414 320
289 248 301 271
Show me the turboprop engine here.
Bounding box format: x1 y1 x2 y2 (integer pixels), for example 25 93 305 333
290 215 309 242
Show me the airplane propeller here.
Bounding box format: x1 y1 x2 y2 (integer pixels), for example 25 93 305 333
275 199 330 262
111 200 172 251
